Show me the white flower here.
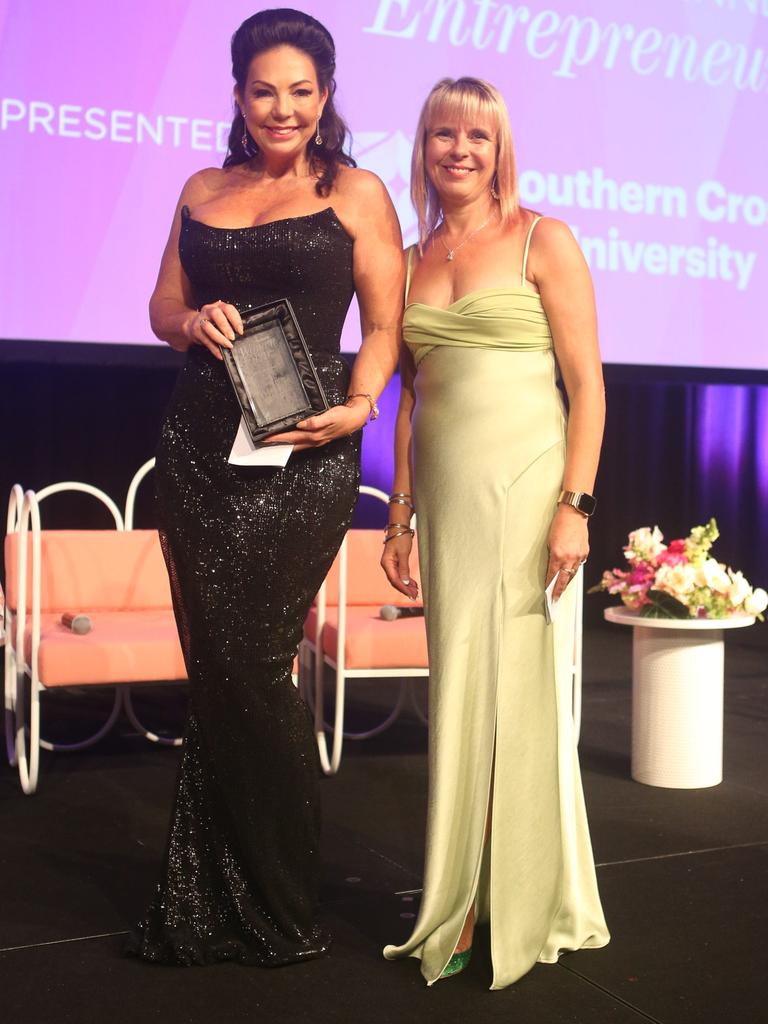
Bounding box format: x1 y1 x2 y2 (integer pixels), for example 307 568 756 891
656 563 696 600
744 588 768 615
726 570 751 608
696 557 731 593
625 526 666 561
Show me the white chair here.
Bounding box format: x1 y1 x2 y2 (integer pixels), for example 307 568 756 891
121 458 186 746
4 483 24 768
303 486 429 775
6 481 127 793
4 470 186 793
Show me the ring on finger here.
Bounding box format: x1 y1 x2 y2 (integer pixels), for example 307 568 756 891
559 566 577 576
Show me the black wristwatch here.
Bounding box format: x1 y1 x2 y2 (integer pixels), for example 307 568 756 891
557 490 597 518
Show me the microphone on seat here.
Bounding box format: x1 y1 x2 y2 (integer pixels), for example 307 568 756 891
61 612 92 635
379 605 424 621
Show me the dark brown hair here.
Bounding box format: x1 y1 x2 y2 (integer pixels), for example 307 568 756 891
223 8 356 195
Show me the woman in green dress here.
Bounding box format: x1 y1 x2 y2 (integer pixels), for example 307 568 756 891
381 77 610 989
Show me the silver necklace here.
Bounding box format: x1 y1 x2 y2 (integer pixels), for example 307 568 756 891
438 214 493 261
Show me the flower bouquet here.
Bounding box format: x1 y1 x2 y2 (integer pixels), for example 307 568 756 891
590 518 766 620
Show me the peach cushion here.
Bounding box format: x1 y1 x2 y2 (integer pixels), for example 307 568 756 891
5 530 173 612
14 613 299 688
304 605 428 669
320 530 420 607
17 610 187 687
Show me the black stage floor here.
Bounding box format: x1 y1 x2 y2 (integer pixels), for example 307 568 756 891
1 624 766 1024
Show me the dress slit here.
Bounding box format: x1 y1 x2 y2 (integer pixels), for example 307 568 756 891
433 717 498 984
431 480 511 983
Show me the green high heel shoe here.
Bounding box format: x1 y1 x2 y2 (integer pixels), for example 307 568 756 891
440 946 472 978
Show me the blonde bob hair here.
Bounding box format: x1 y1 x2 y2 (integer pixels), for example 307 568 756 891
411 76 518 249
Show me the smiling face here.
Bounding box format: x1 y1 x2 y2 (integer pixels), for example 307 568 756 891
411 78 518 245
236 44 327 162
424 114 497 206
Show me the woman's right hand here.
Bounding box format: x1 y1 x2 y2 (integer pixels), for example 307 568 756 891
381 534 419 601
185 300 243 360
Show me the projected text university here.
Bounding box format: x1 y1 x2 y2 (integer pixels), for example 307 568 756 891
568 228 755 290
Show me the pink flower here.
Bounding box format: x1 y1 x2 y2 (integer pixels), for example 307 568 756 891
601 569 628 595
657 539 688 567
627 563 655 590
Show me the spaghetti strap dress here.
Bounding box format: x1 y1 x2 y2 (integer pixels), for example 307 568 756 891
383 216 609 989
126 207 361 966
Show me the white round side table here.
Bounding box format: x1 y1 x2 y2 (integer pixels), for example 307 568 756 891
604 607 755 789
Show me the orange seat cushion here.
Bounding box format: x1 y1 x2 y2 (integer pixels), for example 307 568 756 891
320 531 421 607
304 605 428 670
20 610 187 687
14 613 299 688
5 530 173 612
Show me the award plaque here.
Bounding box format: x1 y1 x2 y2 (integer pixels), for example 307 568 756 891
222 299 329 444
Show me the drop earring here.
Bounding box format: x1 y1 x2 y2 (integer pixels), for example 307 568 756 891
315 120 323 146
490 173 500 200
241 111 254 156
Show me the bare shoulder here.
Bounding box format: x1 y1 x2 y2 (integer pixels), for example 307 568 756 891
178 166 232 208
530 214 578 251
334 166 392 207
527 214 587 275
333 166 399 242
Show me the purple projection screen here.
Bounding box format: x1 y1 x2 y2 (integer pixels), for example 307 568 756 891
1 0 766 369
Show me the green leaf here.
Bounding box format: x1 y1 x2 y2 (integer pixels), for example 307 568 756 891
639 590 691 619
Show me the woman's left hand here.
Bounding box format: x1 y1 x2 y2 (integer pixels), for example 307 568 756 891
545 504 589 602
263 400 369 451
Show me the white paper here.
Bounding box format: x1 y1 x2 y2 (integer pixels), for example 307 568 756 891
544 573 560 624
228 417 293 468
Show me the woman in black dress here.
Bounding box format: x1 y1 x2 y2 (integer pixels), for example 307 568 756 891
127 9 403 966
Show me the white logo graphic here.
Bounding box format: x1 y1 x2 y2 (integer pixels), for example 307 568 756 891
352 131 418 242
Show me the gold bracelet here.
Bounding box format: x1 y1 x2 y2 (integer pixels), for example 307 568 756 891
388 497 415 511
383 528 414 544
345 392 380 422
385 522 411 531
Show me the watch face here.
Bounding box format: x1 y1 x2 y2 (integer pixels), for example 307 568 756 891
577 492 597 516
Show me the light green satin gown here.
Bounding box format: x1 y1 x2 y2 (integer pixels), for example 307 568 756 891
383 217 609 989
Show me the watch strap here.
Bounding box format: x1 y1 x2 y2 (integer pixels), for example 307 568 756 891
558 489 597 517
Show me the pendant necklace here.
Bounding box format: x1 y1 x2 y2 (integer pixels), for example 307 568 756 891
438 214 493 261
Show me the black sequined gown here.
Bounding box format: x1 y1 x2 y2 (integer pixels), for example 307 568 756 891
126 206 360 966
